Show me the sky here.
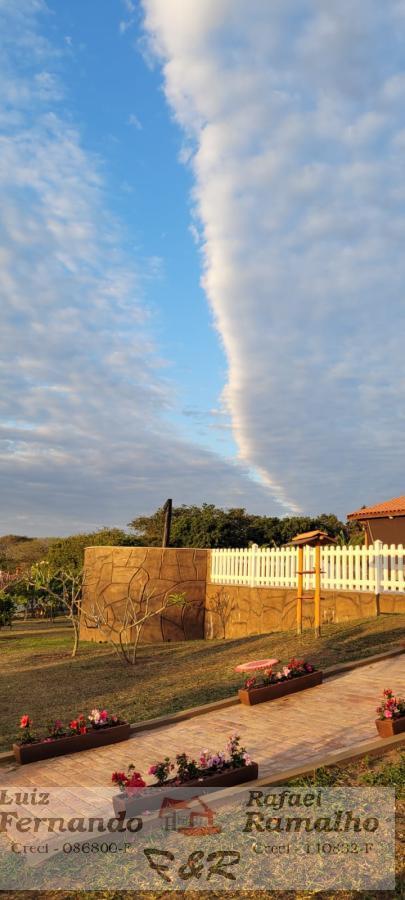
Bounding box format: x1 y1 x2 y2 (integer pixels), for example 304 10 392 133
1 0 405 536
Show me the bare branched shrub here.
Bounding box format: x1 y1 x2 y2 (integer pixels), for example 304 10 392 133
210 588 236 639
84 585 188 665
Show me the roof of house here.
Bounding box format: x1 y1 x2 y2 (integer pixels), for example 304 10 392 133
347 495 405 521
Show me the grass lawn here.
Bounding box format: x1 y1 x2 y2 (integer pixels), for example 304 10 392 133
1 612 404 753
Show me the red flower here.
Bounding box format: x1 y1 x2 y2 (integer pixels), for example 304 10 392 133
112 771 128 786
69 719 78 731
126 772 146 795
80 726 87 734
20 715 31 729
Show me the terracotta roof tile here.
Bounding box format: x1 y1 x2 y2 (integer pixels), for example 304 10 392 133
347 495 405 520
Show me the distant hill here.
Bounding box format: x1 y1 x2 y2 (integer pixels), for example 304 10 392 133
0 535 59 571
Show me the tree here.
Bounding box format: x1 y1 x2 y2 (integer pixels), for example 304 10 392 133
0 594 15 627
84 587 188 665
46 528 141 574
128 503 348 548
0 535 58 572
27 562 84 656
0 569 23 625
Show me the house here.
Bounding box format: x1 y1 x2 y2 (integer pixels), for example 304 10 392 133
347 495 405 546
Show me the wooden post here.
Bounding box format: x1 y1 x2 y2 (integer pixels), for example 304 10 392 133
162 498 172 548
297 545 303 635
314 543 321 638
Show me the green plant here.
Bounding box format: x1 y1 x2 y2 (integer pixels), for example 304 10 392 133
148 757 173 785
0 593 15 627
175 752 199 782
360 754 405 787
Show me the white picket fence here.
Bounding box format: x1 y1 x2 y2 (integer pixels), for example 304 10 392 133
210 542 405 594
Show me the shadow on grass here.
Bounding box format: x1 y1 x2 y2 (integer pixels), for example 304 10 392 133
311 626 404 661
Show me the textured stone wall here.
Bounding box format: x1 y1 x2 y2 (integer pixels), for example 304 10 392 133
204 582 397 639
80 547 207 644
81 545 405 645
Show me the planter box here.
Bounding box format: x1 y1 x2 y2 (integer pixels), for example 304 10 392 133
13 723 131 765
113 762 259 819
238 671 323 706
375 716 405 739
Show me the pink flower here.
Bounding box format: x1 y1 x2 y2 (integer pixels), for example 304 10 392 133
148 765 158 775
384 710 393 718
100 709 108 721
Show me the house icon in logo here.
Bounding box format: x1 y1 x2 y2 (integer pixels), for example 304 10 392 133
159 795 222 835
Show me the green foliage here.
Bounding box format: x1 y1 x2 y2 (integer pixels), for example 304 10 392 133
46 527 141 573
360 753 405 787
0 593 16 627
128 503 349 548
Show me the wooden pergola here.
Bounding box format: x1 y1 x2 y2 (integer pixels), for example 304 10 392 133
289 530 337 638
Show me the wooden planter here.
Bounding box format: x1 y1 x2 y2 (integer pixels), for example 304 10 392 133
375 716 405 739
239 670 323 706
113 762 259 819
13 723 131 764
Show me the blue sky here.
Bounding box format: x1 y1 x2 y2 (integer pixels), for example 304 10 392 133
43 0 231 453
1 0 405 535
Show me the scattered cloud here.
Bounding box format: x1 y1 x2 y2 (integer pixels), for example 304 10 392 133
119 0 137 35
127 112 142 130
0 0 278 535
142 0 405 515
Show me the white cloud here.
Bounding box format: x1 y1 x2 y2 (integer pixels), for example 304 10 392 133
142 0 405 515
127 112 142 130
0 0 281 535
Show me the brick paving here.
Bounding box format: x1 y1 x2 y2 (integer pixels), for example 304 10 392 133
0 656 403 832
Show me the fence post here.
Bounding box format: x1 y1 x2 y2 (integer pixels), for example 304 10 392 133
250 544 258 587
373 540 383 614
296 546 303 635
314 544 321 638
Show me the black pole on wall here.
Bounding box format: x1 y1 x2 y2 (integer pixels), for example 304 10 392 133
162 498 172 547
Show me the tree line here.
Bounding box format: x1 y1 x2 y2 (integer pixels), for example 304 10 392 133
1 504 363 576
0 504 363 628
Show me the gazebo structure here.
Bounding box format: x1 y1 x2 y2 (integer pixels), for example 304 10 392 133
289 530 338 638
347 496 405 547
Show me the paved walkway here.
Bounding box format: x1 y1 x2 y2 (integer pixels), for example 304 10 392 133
1 657 403 800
